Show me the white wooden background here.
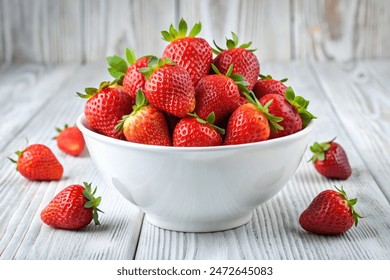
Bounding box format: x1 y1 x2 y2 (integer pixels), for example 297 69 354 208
0 0 389 63
0 0 390 261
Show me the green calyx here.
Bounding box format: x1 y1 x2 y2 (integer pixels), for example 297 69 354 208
139 56 175 80
334 185 362 226
211 64 250 93
161 18 202 42
106 48 137 85
82 182 103 226
259 74 288 83
76 81 115 99
285 87 316 128
242 89 284 133
115 89 149 132
309 137 336 162
52 124 69 140
187 112 225 135
212 32 256 55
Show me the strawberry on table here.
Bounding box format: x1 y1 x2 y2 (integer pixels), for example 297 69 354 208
9 144 63 181
77 81 134 140
116 89 171 146
106 48 149 98
212 32 260 90
140 56 196 118
41 182 102 230
224 91 283 145
299 186 361 235
173 112 225 147
195 64 248 125
253 74 288 99
162 18 212 87
310 138 352 180
54 124 85 156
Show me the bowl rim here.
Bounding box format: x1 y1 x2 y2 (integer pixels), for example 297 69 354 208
77 113 314 153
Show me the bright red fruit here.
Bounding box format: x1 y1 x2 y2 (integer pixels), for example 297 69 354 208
140 57 196 118
162 18 212 87
224 92 283 145
253 75 288 99
260 94 302 139
195 64 246 124
212 32 260 90
173 112 224 147
299 186 361 235
310 139 352 180
107 48 149 98
41 182 102 230
54 125 85 156
116 90 171 146
78 81 134 140
9 144 63 181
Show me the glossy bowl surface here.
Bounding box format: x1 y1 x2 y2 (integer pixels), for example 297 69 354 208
77 114 313 232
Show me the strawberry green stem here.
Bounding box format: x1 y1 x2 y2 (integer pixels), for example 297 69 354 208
82 182 103 226
187 112 225 135
334 186 362 226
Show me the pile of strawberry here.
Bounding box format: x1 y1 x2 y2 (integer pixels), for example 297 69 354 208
78 18 316 147
9 18 361 235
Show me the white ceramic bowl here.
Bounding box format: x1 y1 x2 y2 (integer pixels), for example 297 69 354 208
77 114 313 232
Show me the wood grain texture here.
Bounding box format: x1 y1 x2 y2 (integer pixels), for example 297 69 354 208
178 0 291 62
0 62 144 260
310 60 390 200
292 0 390 61
135 62 390 260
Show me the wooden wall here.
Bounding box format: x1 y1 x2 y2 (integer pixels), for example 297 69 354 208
0 0 388 63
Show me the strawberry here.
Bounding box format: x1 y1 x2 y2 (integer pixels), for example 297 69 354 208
224 91 283 145
173 112 225 147
212 32 260 90
77 81 134 140
41 182 102 230
116 90 171 146
9 144 63 181
106 48 149 98
195 64 248 125
253 74 288 100
299 186 361 235
309 139 352 180
54 124 85 156
162 18 212 87
260 87 316 138
139 56 195 118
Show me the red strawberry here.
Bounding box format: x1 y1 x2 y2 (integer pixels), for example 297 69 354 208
140 56 195 118
9 144 63 181
224 92 283 145
106 48 149 98
253 74 288 100
54 125 85 156
162 18 212 87
310 139 352 180
260 87 316 138
195 64 247 125
212 32 260 90
41 182 102 230
116 90 171 146
299 186 361 235
173 112 225 147
77 81 134 140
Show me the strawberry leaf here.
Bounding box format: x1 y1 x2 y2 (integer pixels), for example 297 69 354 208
125 48 136 65
189 22 202 37
285 87 316 128
82 182 102 226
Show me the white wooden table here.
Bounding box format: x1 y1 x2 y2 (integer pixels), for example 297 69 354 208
0 61 389 260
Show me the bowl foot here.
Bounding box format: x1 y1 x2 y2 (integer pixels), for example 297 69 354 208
145 211 253 233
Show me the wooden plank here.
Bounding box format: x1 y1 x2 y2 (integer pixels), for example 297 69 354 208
135 62 390 260
0 62 144 259
292 0 390 61
0 0 83 63
178 0 291 62
0 63 80 150
310 60 390 200
82 0 176 62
